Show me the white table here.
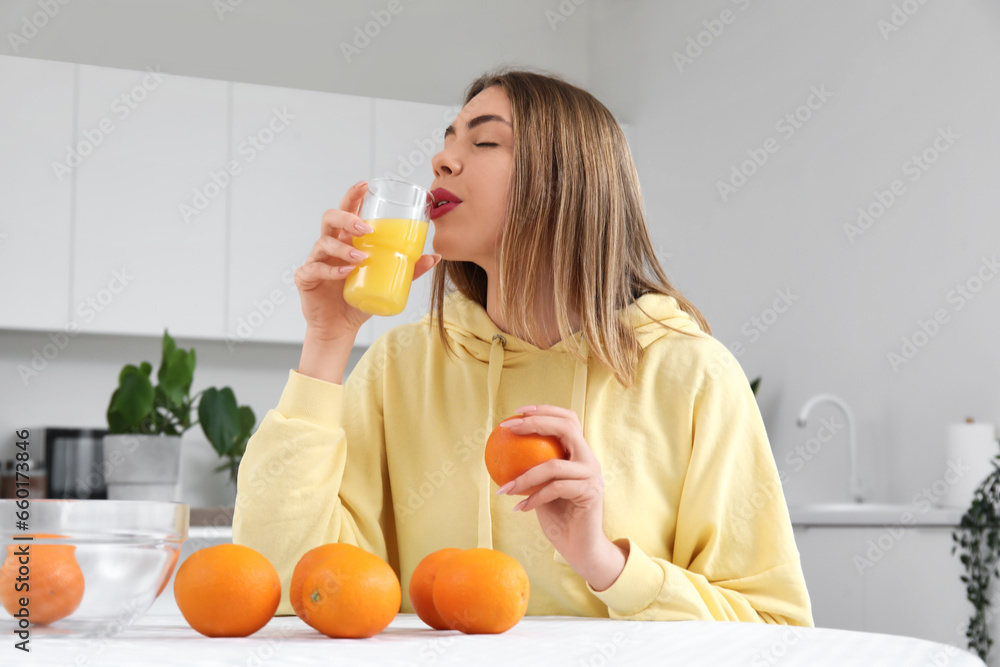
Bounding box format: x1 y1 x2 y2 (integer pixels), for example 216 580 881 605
17 612 986 666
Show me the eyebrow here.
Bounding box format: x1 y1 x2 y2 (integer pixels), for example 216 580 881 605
444 114 512 138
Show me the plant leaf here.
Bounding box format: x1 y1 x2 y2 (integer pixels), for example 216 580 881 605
198 387 240 457
107 365 155 433
158 334 195 407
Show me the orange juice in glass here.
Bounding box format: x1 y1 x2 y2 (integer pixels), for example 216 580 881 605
343 179 434 317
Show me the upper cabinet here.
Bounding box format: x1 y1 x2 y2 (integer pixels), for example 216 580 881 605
367 98 455 345
72 64 229 338
0 56 75 331
226 83 372 347
0 55 456 348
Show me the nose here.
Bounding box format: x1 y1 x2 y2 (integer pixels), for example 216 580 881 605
432 143 460 178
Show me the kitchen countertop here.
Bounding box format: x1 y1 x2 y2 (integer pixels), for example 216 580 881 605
19 612 984 667
189 506 234 527
187 502 969 534
788 503 966 527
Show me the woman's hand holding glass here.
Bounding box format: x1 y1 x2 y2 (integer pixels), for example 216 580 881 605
293 181 440 384
294 181 442 342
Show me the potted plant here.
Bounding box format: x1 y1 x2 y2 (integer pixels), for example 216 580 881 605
953 463 1000 662
103 330 255 502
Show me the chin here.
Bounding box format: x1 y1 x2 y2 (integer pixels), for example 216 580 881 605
431 235 457 259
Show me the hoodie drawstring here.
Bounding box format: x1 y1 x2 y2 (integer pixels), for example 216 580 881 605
479 333 507 549
478 332 590 550
570 340 588 428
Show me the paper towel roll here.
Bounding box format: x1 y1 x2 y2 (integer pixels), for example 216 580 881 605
942 421 1000 508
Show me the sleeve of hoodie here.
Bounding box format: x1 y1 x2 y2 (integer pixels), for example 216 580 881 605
231 335 395 616
588 340 814 626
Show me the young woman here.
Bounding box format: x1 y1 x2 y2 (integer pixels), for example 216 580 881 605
233 69 813 625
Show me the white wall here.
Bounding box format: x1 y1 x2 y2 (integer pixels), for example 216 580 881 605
589 0 1000 507
0 0 591 104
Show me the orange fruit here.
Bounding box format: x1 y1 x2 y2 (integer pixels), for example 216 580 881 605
299 543 400 638
485 417 566 495
173 543 280 637
290 543 350 625
0 534 85 625
432 548 529 634
409 548 463 629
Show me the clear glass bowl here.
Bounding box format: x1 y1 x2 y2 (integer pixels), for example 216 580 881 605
0 499 188 638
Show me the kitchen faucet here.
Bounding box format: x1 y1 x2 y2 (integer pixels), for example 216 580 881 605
796 393 863 503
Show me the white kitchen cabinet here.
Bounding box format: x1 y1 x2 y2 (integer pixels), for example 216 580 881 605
73 64 229 338
0 56 75 330
794 525 973 651
365 98 455 346
227 83 372 348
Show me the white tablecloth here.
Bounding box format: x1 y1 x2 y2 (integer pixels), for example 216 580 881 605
15 612 986 667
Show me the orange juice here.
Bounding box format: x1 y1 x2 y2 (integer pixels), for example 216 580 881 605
343 218 429 316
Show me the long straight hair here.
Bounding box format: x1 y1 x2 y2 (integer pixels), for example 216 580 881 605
429 68 711 388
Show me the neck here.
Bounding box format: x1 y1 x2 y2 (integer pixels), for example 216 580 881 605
484 264 580 350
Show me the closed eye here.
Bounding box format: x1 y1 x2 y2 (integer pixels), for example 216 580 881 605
474 142 498 147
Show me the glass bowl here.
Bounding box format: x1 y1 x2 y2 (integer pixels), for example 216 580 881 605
0 499 188 638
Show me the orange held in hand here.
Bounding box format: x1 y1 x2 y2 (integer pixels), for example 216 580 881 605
0 534 85 626
432 548 529 634
298 543 400 638
409 548 463 630
173 543 280 638
485 417 567 495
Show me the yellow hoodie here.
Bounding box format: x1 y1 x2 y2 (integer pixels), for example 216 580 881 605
233 291 813 625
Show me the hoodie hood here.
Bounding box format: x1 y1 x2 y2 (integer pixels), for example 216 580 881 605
427 291 702 361
421 291 703 550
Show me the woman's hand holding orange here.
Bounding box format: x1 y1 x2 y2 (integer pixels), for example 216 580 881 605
496 405 627 592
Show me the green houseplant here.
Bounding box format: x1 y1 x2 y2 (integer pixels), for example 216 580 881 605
105 329 256 487
953 463 1000 661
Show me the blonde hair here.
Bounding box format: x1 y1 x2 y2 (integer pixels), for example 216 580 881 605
430 68 711 388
